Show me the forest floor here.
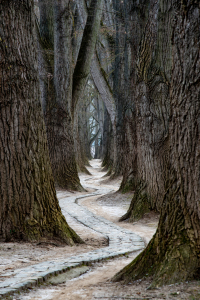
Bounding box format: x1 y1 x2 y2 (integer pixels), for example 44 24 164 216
1 160 200 300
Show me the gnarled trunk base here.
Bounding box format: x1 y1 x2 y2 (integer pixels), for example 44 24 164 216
113 229 200 287
46 107 84 191
0 0 83 245
114 186 200 287
120 183 152 222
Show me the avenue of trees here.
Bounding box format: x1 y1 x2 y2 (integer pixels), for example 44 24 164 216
1 0 200 288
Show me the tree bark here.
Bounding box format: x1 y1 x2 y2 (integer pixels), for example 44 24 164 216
114 0 200 286
51 0 84 191
0 0 82 244
120 0 171 221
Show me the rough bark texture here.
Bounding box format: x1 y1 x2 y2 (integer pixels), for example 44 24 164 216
109 0 130 178
37 0 54 114
0 0 82 244
114 0 200 286
120 0 172 221
48 0 83 191
36 0 83 191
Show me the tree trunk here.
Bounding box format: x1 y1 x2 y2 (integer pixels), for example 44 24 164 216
0 0 82 244
73 107 91 174
120 0 171 221
114 0 200 286
37 0 54 115
75 0 117 172
51 0 83 191
119 105 137 194
72 0 103 116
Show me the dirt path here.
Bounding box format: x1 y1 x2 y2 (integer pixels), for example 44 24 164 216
3 160 200 300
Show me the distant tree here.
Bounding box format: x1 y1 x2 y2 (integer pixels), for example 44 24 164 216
0 0 82 244
72 0 103 116
37 0 103 188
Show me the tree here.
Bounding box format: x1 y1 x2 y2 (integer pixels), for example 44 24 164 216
72 0 104 116
37 0 103 188
0 0 82 244
48 0 83 190
73 85 92 174
90 0 134 180
119 0 168 219
75 0 118 173
74 80 102 167
114 0 200 286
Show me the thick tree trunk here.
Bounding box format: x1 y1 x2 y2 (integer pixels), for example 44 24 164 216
36 0 83 191
119 106 137 194
114 1 200 286
0 0 82 244
37 0 54 114
48 0 103 183
51 0 83 191
109 0 125 179
120 0 171 221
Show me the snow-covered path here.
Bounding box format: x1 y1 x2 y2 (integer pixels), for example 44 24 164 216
0 160 144 299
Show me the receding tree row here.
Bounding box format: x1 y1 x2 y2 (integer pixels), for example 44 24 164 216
0 0 200 288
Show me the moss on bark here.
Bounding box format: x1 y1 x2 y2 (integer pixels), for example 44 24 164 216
113 226 200 287
120 175 137 194
115 176 200 286
23 212 83 245
119 182 151 222
0 0 83 245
